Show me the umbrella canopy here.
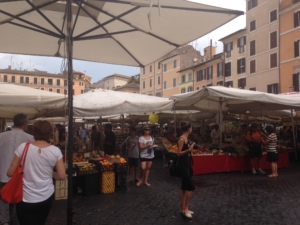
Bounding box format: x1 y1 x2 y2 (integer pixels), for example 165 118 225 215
0 82 67 119
170 86 300 114
0 0 243 66
73 88 174 116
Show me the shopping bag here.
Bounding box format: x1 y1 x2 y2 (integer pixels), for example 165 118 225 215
0 142 30 204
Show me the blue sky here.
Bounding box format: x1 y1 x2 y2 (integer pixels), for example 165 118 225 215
0 0 245 84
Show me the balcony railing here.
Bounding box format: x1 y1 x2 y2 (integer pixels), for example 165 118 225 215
280 0 300 11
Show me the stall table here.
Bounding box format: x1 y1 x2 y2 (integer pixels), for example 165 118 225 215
192 152 289 175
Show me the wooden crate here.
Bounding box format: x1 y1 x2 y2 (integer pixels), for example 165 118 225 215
99 172 115 194
55 180 68 200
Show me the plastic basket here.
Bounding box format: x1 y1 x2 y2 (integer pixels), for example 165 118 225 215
55 180 68 200
114 163 128 173
100 172 115 194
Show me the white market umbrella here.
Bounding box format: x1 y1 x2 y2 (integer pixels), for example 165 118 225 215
0 82 67 119
0 1 243 223
73 88 175 116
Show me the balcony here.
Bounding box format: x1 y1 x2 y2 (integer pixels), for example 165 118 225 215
280 0 300 11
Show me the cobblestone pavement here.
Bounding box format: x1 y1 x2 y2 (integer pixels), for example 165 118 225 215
46 158 300 225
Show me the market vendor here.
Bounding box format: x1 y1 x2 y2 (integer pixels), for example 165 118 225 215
211 124 220 147
91 125 102 150
103 124 116 156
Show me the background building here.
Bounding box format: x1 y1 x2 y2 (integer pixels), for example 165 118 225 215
0 66 92 95
114 82 139 93
279 0 300 93
93 73 130 90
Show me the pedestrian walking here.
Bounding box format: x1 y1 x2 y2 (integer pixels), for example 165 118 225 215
0 113 34 225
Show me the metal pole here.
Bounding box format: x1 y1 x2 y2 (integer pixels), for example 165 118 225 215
219 98 222 150
66 0 73 224
291 109 297 160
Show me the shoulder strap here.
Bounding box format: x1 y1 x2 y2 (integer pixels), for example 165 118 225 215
19 142 30 171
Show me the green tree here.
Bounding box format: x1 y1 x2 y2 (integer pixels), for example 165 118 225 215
128 74 140 84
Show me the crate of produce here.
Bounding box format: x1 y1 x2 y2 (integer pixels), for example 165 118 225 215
114 163 128 173
115 172 127 192
101 161 114 172
55 180 68 200
77 173 99 196
100 171 115 194
91 160 103 172
77 163 98 176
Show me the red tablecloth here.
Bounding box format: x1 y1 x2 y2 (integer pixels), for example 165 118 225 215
192 152 289 175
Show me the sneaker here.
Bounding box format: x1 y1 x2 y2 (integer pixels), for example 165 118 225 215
258 169 266 174
252 169 256 174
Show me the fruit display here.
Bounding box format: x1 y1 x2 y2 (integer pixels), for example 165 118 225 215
73 156 88 163
77 163 98 175
169 145 178 153
101 160 114 171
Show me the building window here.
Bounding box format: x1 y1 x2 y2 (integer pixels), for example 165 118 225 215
143 81 145 89
49 88 52 92
270 9 277 22
156 92 161 97
225 42 232 58
248 0 257 11
225 81 233 87
270 31 277 49
143 68 145 74
196 71 201 82
270 53 277 68
238 78 246 89
188 86 193 92
238 36 246 53
81 90 84 94
34 78 37 84
64 89 67 95
41 78 44 85
57 89 60 93
57 79 60 86
225 62 231 77
250 40 256 56
164 64 167 72
20 77 24 83
173 60 177 68
150 78 152 87
199 69 206 81
295 39 300 58
250 20 256 32
25 77 29 84
158 76 161 85
188 72 193 82
173 78 176 87
293 73 300 91
158 63 160 69
249 87 256 91
4 75 7 82
267 83 278 94
237 58 246 74
196 87 200 90
164 81 167 89
48 79 53 85
217 62 223 77
217 81 223 86
150 65 152 72
181 74 186 84
41 88 44 90
181 88 186 93
11 76 15 83
294 11 300 28
206 66 213 80
250 60 256 74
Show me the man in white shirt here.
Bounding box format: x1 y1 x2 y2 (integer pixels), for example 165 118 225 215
0 113 34 225
79 125 88 144
211 124 220 147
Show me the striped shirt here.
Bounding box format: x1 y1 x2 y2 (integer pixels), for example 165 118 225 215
267 133 277 152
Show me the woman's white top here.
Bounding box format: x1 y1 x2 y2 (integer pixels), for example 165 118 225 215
15 143 62 203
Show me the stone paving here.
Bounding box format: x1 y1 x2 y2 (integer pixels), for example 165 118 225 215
45 158 300 225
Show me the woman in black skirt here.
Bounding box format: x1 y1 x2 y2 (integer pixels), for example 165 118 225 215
177 121 196 219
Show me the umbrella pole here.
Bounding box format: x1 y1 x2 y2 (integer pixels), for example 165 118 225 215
291 109 297 160
219 98 222 150
66 1 74 224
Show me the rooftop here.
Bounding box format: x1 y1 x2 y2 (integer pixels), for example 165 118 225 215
114 82 140 91
218 28 247 42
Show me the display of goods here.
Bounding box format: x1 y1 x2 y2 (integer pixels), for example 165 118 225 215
169 145 178 153
100 171 115 194
78 174 99 196
211 149 219 155
101 160 114 171
73 157 87 163
77 163 98 176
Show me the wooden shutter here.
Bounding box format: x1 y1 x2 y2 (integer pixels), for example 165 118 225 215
211 66 213 79
293 74 299 91
250 60 255 74
250 40 255 56
204 69 206 80
228 63 231 77
270 31 277 49
295 12 299 28
270 53 277 68
254 0 257 7
231 42 233 50
274 83 279 94
267 84 272 93
295 41 300 58
237 59 240 74
237 38 240 47
206 68 209 80
244 36 246 45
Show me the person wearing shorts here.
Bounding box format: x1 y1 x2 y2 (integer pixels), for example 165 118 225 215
136 126 154 187
124 127 140 182
246 123 266 175
261 126 278 178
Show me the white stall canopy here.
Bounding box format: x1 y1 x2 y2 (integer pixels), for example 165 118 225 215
0 82 67 119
